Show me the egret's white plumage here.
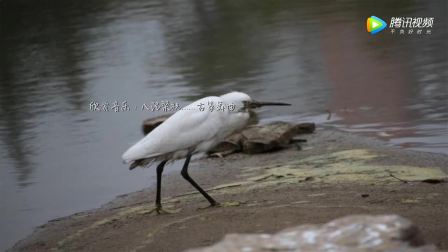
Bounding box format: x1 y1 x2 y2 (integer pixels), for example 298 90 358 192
121 91 289 212
122 92 251 166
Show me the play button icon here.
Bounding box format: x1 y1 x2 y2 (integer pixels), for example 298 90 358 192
367 16 387 35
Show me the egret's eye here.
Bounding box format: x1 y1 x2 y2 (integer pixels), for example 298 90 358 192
239 101 251 112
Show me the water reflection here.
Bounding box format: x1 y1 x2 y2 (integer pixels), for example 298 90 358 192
0 0 447 250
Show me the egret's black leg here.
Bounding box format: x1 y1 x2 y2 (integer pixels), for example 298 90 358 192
155 160 168 212
181 154 218 206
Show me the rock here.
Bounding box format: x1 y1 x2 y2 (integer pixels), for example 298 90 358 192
142 114 315 156
208 134 243 157
188 215 437 252
239 122 315 154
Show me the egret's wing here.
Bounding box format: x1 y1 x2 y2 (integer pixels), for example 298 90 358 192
122 96 225 162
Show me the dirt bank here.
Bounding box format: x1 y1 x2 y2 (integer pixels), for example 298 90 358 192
11 129 448 251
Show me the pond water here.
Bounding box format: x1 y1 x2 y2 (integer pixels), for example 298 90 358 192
0 0 446 250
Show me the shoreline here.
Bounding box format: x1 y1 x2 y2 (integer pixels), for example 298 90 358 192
10 128 448 251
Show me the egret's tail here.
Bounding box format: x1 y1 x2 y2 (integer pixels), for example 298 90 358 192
128 158 153 170
129 161 140 170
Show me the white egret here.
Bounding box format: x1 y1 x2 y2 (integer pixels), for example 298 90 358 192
122 91 290 213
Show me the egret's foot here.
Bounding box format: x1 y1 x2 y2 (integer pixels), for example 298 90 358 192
197 201 243 210
210 152 224 158
157 208 180 214
208 149 236 158
154 205 181 215
198 202 221 210
220 201 241 207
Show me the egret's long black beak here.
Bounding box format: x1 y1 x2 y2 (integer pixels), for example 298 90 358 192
248 100 291 108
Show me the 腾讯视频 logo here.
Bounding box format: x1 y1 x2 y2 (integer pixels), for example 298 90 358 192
366 16 387 35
